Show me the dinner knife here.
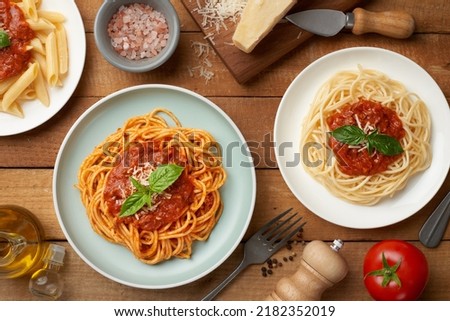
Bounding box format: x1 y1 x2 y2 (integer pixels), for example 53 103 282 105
285 8 415 39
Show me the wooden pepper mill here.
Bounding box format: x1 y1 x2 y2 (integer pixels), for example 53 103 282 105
266 239 349 301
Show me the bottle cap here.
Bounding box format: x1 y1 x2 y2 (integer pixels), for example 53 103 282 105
44 244 65 265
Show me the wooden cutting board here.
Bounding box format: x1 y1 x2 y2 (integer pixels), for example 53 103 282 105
181 0 364 83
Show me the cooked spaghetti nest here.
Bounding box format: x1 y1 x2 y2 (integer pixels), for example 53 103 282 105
301 66 431 205
77 108 227 264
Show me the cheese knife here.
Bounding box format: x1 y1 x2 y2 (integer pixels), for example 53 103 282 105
285 8 415 39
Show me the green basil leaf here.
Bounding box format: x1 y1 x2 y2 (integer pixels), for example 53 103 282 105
330 125 366 146
119 192 149 218
130 176 147 193
367 134 404 156
149 164 184 193
0 30 10 49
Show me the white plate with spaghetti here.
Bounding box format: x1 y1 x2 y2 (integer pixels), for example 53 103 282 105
0 0 86 136
53 84 256 289
274 47 450 229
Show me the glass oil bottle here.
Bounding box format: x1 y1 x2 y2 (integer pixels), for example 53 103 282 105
0 205 45 279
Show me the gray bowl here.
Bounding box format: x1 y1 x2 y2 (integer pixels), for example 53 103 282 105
94 0 180 72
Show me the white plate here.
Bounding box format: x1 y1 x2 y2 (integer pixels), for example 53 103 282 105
53 85 256 289
0 0 86 136
274 47 450 229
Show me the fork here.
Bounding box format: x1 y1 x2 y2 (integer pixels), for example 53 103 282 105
202 208 306 301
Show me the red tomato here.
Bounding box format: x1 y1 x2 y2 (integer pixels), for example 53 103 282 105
363 240 429 300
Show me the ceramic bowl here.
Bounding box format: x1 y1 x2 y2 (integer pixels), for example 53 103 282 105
94 0 180 72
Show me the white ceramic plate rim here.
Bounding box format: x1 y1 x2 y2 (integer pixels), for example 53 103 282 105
0 0 86 136
274 47 450 229
53 84 256 289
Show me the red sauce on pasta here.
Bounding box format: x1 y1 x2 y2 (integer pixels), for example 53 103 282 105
326 99 405 176
0 0 36 80
103 143 194 231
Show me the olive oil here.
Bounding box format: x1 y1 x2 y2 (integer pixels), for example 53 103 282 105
0 205 45 279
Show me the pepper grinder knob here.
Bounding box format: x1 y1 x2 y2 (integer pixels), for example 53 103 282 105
266 239 349 301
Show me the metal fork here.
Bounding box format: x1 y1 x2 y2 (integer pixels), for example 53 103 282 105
202 208 306 301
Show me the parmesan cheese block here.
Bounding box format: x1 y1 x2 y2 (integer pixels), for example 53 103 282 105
232 0 297 53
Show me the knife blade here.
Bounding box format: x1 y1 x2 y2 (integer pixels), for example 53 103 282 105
285 8 415 39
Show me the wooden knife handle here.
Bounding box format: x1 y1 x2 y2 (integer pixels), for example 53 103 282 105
352 8 415 39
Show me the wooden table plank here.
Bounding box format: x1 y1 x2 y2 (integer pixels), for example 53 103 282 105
1 34 449 168
78 0 450 34
1 240 448 300
72 33 450 98
1 169 448 242
1 0 449 303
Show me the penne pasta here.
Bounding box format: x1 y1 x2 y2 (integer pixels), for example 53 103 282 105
33 64 49 106
45 31 59 86
0 75 20 95
55 23 68 76
37 10 65 23
2 62 38 111
0 0 69 118
32 51 47 79
26 18 56 31
29 37 45 55
22 0 38 22
18 87 37 100
0 101 24 118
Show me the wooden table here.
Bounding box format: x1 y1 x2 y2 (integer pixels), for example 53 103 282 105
1 0 449 301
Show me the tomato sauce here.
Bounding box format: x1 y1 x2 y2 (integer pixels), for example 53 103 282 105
0 0 36 81
326 99 405 176
103 142 194 231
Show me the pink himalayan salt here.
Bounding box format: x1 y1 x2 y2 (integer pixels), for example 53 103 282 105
107 3 169 60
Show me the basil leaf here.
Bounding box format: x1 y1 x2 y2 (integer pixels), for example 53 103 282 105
119 192 149 217
118 164 184 218
149 164 184 193
0 30 10 49
330 125 366 146
367 134 404 156
130 177 147 193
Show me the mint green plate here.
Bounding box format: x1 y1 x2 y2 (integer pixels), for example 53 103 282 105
53 85 256 289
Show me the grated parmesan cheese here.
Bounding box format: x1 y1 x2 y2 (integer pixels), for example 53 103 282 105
188 1 248 83
129 161 155 187
188 41 216 83
193 0 247 33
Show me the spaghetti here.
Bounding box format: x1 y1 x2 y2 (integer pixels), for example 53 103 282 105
77 108 226 264
301 66 431 205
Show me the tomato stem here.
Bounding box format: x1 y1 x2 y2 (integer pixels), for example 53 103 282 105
365 252 402 288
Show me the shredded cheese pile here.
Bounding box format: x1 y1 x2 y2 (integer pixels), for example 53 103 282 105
193 0 247 32
188 0 248 83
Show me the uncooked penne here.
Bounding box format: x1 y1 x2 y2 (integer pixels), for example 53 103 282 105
2 62 39 110
45 31 59 86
